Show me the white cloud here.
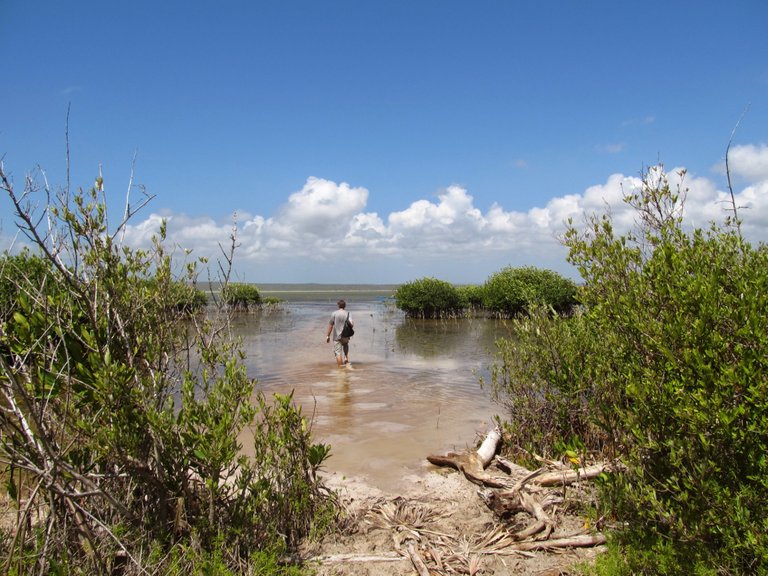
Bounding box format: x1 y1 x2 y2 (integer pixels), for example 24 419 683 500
740 180 768 232
275 177 368 239
121 213 168 246
723 144 768 181
62 154 768 283
387 185 485 249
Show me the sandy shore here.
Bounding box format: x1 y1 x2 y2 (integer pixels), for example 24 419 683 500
303 466 606 576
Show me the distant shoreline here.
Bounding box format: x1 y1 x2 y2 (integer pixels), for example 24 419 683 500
253 284 397 293
216 283 400 302
255 283 399 290
197 282 399 302
259 287 397 293
259 286 396 302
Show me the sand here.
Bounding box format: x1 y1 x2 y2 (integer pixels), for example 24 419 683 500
302 466 606 576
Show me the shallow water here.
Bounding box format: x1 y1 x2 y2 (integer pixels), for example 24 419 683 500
232 297 511 492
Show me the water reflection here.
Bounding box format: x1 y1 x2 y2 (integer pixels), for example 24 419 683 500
234 300 510 492
394 317 505 359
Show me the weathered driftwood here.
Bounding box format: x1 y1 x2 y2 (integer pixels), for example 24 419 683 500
481 488 562 537
533 462 618 487
426 427 512 487
508 533 607 551
406 542 431 576
475 427 501 464
427 428 615 550
313 552 405 564
479 484 562 541
494 455 537 477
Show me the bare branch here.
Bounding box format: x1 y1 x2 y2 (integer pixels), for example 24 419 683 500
65 103 71 200
114 149 157 244
725 104 750 240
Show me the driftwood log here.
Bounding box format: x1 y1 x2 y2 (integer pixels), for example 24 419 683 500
426 427 512 487
427 427 618 549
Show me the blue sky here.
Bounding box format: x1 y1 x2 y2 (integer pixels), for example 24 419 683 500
2 1 767 284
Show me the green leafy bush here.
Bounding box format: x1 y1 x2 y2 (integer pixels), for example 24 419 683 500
393 277 463 318
0 250 59 322
490 166 768 574
139 277 208 312
487 306 609 464
456 284 484 311
482 266 577 317
222 282 262 310
0 165 334 574
168 281 208 311
573 210 768 572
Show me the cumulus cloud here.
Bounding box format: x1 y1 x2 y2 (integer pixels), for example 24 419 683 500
111 154 768 282
388 185 485 250
724 144 768 181
275 177 367 239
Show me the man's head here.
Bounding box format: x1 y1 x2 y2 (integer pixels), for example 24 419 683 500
337 299 346 309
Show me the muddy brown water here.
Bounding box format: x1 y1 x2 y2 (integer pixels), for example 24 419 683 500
231 294 511 492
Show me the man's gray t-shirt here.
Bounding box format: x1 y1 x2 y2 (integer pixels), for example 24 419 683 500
329 309 351 341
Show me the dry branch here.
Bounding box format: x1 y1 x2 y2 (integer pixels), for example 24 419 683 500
425 428 616 556
406 542 431 576
509 533 607 551
427 427 513 488
532 463 618 487
312 552 405 564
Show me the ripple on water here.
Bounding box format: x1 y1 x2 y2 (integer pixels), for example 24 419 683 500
355 402 389 411
364 421 414 434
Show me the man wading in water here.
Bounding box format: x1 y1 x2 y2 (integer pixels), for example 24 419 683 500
325 299 354 368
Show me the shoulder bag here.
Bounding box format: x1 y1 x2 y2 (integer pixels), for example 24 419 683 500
340 312 355 338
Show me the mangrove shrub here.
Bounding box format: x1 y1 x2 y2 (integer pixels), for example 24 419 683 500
222 282 262 310
0 164 334 575
490 166 768 574
0 250 57 322
456 284 484 311
482 266 578 317
488 305 608 463
394 277 463 318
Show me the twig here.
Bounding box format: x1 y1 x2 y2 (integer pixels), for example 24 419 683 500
725 104 750 241
406 542 432 576
508 533 607 551
310 552 406 564
119 150 137 244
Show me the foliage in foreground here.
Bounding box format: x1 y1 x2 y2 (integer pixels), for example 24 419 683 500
490 166 768 574
0 250 54 322
486 305 607 465
0 165 335 575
